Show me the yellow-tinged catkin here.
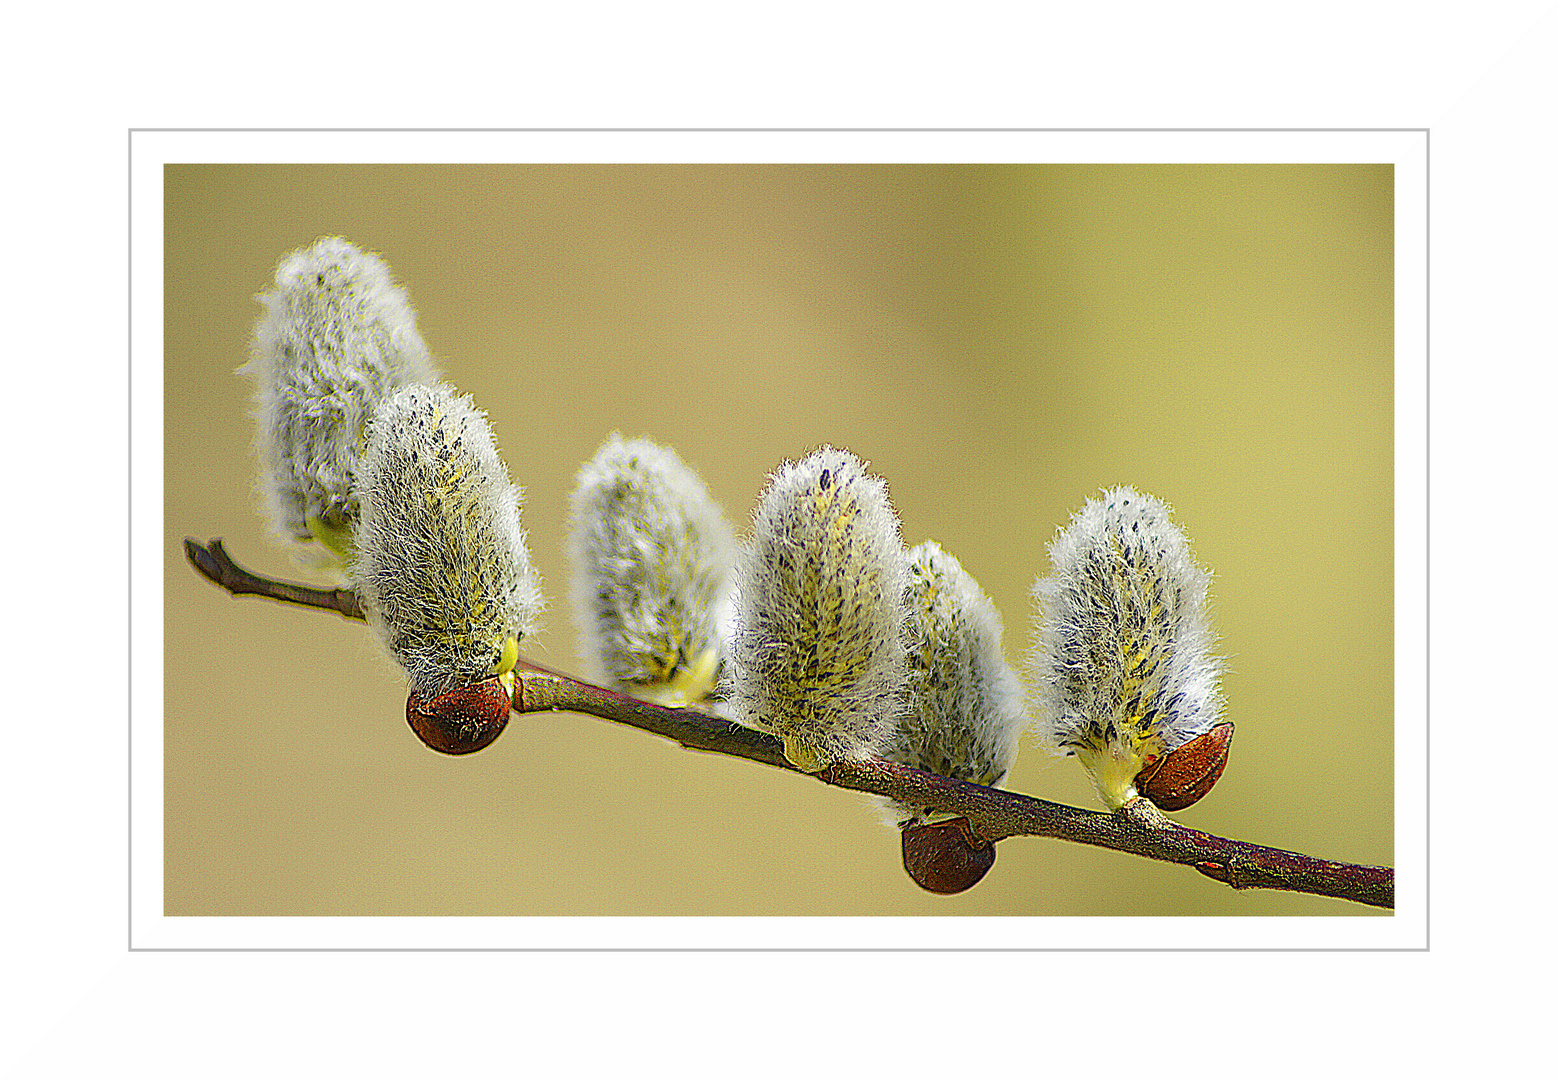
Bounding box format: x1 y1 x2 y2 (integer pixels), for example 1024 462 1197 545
724 447 908 772
567 434 736 705
241 237 439 574
1027 487 1224 810
352 383 543 699
880 541 1026 825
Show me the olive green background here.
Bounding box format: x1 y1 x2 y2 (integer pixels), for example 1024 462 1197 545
164 163 1393 917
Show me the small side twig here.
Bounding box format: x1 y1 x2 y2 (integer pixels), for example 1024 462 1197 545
183 538 1395 910
185 538 364 620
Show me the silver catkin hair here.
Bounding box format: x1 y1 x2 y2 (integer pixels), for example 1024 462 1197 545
1027 486 1224 809
352 383 543 698
241 237 439 569
880 541 1026 826
724 447 908 772
567 434 736 700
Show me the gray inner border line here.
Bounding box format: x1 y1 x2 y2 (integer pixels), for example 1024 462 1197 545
130 128 1427 950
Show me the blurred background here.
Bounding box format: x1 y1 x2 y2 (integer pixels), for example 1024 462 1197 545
164 163 1392 917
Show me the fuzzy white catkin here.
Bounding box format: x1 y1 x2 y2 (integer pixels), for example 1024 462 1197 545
880 541 1026 826
241 237 440 571
567 434 736 704
352 383 544 699
724 447 909 773
1027 487 1224 810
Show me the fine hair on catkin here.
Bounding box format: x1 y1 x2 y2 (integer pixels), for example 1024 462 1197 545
1027 486 1224 809
352 382 543 698
242 236 439 569
725 447 909 772
881 540 1026 826
567 434 736 702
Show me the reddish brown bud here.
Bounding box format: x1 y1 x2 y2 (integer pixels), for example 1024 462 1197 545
901 817 997 895
406 678 512 755
1135 721 1234 811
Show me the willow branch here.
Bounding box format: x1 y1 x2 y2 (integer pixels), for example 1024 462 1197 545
185 538 1395 910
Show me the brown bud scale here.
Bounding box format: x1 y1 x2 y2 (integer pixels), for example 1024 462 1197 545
901 817 997 895
1135 721 1234 811
406 678 513 755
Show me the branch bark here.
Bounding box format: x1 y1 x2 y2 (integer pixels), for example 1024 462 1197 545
185 537 1395 910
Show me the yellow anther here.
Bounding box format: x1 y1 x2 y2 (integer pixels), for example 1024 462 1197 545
305 513 355 564
491 635 520 677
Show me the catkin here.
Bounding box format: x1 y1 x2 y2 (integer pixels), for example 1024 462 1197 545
353 383 543 698
568 434 736 704
882 541 1025 824
242 237 439 570
725 447 908 772
1027 487 1224 809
